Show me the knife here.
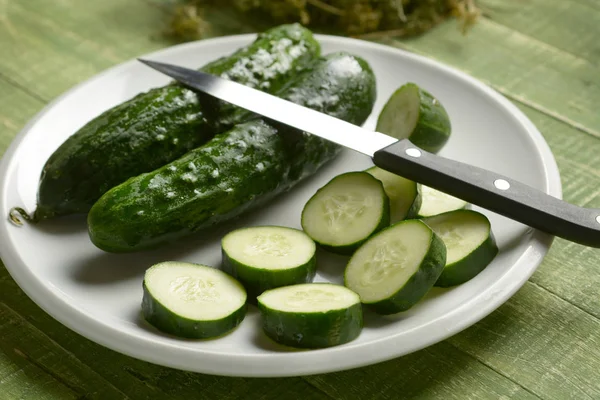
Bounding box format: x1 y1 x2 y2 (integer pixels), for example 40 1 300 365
138 58 600 248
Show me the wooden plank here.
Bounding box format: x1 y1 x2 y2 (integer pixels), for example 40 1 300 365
0 353 77 400
446 282 600 399
478 0 600 63
0 309 79 400
3 1 600 398
305 342 540 400
514 104 600 319
0 78 44 154
0 0 166 101
389 18 600 138
0 303 127 399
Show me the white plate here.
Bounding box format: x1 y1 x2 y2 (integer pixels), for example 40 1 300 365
0 34 560 377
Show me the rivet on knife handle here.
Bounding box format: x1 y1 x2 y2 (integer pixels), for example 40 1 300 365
373 139 600 248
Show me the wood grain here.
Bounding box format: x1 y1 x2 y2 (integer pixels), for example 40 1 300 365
390 18 600 138
0 78 43 153
304 342 541 400
478 0 600 63
0 303 126 399
447 282 600 399
2 0 600 399
0 0 166 101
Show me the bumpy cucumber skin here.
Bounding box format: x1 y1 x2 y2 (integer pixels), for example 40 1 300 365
258 296 363 348
88 53 377 253
141 282 247 339
35 24 320 220
354 220 447 315
377 83 451 154
302 171 390 255
221 235 317 299
427 210 499 287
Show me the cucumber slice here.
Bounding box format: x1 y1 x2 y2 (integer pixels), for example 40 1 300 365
417 185 468 218
344 219 446 314
142 262 247 339
301 172 390 254
366 166 421 223
423 210 498 287
257 283 362 348
221 226 317 298
376 83 451 153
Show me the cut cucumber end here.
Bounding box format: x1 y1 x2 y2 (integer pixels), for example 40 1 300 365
221 226 317 298
257 283 363 348
376 83 451 154
142 262 247 339
366 166 420 223
416 185 468 218
301 171 390 254
345 219 446 314
423 210 499 287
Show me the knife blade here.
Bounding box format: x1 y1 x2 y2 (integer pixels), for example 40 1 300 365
139 58 600 248
138 59 397 158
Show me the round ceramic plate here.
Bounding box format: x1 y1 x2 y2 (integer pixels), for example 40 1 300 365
0 34 560 377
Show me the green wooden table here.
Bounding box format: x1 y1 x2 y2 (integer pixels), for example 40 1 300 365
2 1 600 398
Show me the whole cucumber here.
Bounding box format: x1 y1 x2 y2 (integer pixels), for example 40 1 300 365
34 24 320 220
88 52 377 252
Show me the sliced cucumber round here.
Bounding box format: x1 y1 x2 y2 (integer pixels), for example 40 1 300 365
423 210 498 287
366 166 421 223
376 83 451 153
344 219 446 314
417 185 468 218
301 171 390 255
257 283 362 348
221 226 317 298
142 262 247 339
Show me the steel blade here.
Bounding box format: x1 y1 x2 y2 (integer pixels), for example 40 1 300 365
138 59 397 157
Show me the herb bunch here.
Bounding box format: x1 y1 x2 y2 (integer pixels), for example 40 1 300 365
165 0 479 42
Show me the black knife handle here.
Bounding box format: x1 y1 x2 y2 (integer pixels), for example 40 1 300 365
373 140 600 248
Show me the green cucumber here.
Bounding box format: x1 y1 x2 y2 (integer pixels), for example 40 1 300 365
417 185 468 218
376 83 451 153
423 210 498 287
88 52 377 253
301 171 389 255
366 166 420 223
34 24 320 220
142 261 247 339
344 219 446 314
257 283 362 348
221 226 316 298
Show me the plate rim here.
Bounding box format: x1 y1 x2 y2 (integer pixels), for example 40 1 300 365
0 33 561 377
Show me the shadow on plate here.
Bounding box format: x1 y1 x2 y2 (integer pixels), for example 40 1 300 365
68 211 268 285
360 286 451 327
32 214 88 235
69 229 230 285
314 248 348 284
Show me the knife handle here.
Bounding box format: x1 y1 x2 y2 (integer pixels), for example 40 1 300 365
373 140 600 248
